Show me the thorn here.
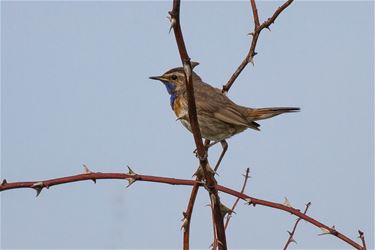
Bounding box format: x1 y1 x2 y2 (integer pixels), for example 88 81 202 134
289 237 297 244
266 26 271 31
192 147 197 155
248 56 255 65
192 166 203 179
247 32 254 36
126 165 136 175
1 179 7 185
220 203 235 217
126 178 136 188
167 16 176 34
82 164 96 183
330 225 338 235
31 182 44 197
283 197 292 207
318 227 331 236
191 61 200 69
193 164 216 179
358 230 364 239
125 165 137 188
245 198 255 206
82 164 92 174
32 182 44 187
242 173 251 179
287 230 292 236
181 218 188 231
183 62 192 80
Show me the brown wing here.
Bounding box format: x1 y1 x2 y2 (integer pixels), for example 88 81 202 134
193 81 253 128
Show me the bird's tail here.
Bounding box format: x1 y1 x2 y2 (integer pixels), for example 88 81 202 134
248 107 300 121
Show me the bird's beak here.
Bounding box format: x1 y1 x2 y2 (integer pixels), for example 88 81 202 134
149 75 165 81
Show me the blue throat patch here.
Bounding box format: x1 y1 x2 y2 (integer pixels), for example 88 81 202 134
164 82 175 94
170 94 176 109
163 81 176 109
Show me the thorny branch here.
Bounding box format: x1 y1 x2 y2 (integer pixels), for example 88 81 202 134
168 1 227 249
3 1 367 250
222 0 294 93
0 172 364 250
224 168 250 230
182 181 199 248
283 202 311 250
171 0 294 248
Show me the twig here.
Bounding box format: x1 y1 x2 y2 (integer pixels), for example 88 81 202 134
182 181 200 249
217 185 363 250
0 172 364 249
224 168 250 230
283 202 311 250
249 0 260 27
358 230 367 250
211 207 218 250
182 140 213 249
222 0 294 93
168 1 227 249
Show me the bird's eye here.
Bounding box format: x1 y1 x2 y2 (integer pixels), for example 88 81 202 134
171 75 178 80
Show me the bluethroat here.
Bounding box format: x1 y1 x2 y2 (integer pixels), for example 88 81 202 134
150 63 299 170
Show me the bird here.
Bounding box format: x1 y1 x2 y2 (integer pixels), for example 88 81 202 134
150 62 299 170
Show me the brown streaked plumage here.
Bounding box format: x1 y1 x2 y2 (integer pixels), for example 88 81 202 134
150 63 299 170
150 63 299 142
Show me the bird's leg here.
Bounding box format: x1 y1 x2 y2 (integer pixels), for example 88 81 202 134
214 140 228 172
204 139 211 150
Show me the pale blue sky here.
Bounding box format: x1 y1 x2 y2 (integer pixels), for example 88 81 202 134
1 1 374 249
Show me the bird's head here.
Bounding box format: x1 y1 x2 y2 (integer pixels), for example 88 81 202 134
149 62 200 95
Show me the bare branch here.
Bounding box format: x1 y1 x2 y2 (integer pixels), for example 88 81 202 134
0 171 364 249
283 202 311 250
182 181 200 249
168 1 205 160
168 1 227 248
218 185 363 250
222 0 294 93
0 173 198 192
250 0 260 27
224 168 250 229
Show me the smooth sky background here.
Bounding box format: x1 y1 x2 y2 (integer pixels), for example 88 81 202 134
1 1 373 249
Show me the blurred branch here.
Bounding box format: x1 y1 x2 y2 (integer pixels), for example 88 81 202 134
224 168 250 230
222 0 294 93
0 170 364 249
168 1 227 249
283 202 311 249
